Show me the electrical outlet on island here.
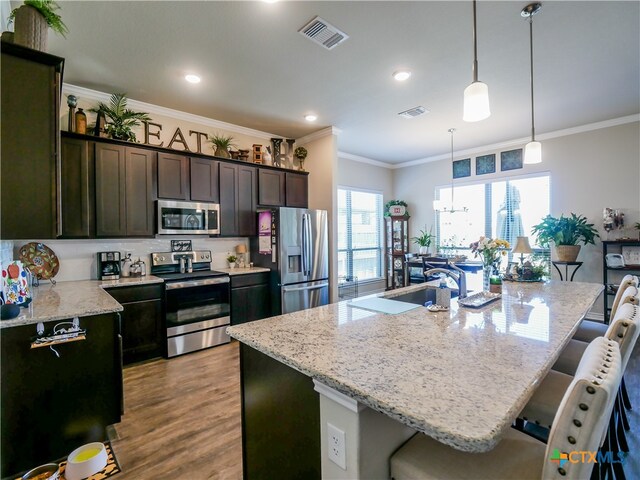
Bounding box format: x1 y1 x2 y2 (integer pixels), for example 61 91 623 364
327 422 346 470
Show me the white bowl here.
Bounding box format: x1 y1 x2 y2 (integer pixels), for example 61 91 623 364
64 442 108 480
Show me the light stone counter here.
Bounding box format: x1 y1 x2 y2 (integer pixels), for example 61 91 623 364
1 276 164 329
228 280 603 453
215 266 270 276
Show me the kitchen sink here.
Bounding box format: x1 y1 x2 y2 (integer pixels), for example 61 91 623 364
387 288 459 307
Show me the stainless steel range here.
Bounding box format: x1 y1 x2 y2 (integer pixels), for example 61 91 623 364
151 250 230 357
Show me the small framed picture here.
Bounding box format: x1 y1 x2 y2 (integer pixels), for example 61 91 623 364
452 158 471 178
476 154 496 175
621 246 640 266
501 149 523 171
171 240 193 252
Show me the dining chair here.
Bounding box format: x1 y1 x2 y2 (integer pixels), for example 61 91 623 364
390 337 622 480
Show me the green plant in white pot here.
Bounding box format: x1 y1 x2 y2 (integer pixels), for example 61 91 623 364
411 227 435 255
531 213 599 262
9 0 68 51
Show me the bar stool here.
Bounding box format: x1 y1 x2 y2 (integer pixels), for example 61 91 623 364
390 337 622 480
574 275 638 343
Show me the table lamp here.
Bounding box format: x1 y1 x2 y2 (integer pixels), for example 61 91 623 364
235 244 247 268
512 236 533 270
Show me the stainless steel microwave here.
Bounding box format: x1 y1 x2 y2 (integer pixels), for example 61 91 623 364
157 200 220 235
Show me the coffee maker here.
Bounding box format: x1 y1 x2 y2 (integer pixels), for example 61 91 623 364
97 251 121 280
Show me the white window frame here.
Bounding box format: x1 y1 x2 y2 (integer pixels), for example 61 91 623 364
337 186 385 283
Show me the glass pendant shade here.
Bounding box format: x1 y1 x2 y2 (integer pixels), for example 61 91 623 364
524 140 542 164
463 81 491 122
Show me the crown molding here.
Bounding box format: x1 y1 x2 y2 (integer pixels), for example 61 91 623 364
295 126 341 145
338 151 394 169
62 83 278 140
336 114 640 169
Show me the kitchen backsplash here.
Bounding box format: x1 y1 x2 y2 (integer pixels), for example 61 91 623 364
8 237 250 282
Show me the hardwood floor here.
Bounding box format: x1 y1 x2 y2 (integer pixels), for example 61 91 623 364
111 342 242 479
111 338 640 479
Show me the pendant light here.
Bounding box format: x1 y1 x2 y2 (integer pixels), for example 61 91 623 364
463 0 490 122
433 129 468 213
522 3 542 164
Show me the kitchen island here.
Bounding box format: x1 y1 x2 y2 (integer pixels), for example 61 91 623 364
228 280 603 479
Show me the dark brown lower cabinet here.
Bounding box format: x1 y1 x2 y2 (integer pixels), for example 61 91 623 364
0 313 122 477
230 273 270 325
105 284 164 365
240 343 320 479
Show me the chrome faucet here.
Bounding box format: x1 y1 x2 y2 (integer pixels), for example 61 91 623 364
424 264 467 299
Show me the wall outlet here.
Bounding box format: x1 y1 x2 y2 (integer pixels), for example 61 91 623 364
327 422 346 470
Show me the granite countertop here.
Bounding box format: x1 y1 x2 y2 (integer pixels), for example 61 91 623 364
228 280 603 453
1 275 164 329
215 266 270 276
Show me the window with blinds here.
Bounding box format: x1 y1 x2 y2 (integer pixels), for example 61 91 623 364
338 188 384 281
436 173 551 265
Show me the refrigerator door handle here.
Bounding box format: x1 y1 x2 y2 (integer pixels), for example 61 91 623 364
283 282 329 293
305 213 313 276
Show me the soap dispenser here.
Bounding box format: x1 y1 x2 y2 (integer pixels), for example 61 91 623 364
435 274 451 308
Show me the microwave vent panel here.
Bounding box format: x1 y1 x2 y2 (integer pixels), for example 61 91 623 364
299 16 349 50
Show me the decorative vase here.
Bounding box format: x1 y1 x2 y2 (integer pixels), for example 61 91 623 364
296 157 306 171
13 5 48 51
215 147 230 158
75 108 87 134
483 265 492 291
419 246 429 255
555 245 581 262
228 262 236 269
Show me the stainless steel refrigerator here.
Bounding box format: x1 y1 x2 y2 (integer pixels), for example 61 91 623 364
250 207 329 314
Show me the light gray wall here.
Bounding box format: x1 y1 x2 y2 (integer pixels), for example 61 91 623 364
337 157 394 295
394 121 640 314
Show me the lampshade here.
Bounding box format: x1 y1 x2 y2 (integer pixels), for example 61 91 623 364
512 236 533 254
524 140 542 164
463 81 491 122
235 244 247 254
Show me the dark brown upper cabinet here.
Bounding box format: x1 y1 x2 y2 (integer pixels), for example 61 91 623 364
258 169 285 206
190 157 219 203
95 144 155 237
60 137 94 238
285 172 308 208
157 152 189 200
1 43 63 240
219 163 257 236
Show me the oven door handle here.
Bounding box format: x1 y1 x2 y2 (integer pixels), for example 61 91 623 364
166 277 230 290
282 282 328 293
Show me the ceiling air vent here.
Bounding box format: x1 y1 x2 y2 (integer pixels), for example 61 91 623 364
299 16 349 50
398 106 429 119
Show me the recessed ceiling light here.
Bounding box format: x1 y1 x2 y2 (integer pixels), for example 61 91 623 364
304 114 318 122
185 74 201 84
392 70 412 82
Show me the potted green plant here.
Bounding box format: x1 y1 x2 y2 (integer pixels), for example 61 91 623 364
531 213 599 262
226 254 237 268
9 0 68 51
209 133 236 159
90 93 151 142
411 226 435 255
294 146 307 171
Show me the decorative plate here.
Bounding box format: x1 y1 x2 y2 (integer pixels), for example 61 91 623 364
18 242 60 280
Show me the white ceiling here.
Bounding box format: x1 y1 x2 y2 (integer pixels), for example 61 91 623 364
47 1 639 165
